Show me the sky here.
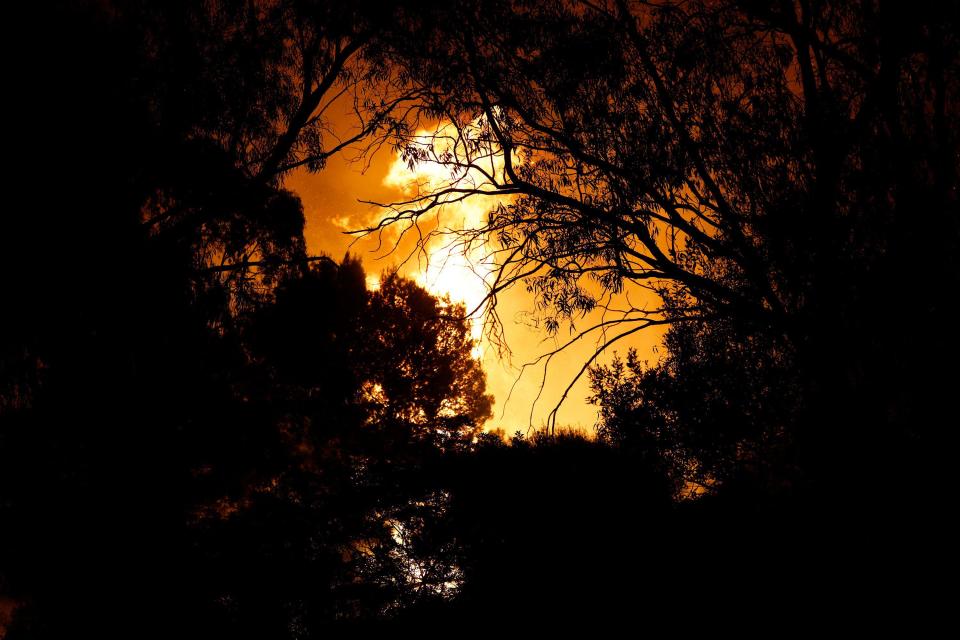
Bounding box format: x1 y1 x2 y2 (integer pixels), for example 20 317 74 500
285 128 666 434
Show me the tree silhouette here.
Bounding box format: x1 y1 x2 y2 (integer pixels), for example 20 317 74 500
161 256 493 634
371 0 959 489
4 0 957 632
128 0 422 314
248 256 492 451
361 273 493 450
0 2 477 635
589 316 800 493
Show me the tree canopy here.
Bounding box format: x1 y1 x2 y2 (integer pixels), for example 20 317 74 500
2 0 956 633
3 2 491 634
380 0 958 333
369 0 959 486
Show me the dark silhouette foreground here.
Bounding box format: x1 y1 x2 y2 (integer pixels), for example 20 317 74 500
2 0 956 635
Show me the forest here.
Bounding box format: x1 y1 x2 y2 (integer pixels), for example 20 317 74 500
2 0 957 635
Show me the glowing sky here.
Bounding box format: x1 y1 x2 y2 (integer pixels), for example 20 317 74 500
285 128 665 433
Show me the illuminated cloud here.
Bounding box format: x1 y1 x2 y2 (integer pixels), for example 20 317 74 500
381 119 515 346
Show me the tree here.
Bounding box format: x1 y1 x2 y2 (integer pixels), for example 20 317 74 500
1 2 430 635
248 256 492 452
4 0 955 631
589 316 800 491
361 272 493 450
130 0 422 314
370 0 959 486
184 257 493 632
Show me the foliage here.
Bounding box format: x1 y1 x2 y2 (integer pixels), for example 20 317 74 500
1 2 486 635
376 0 960 483
3 0 957 632
383 0 958 336
362 273 493 449
589 317 800 490
249 257 492 452
388 431 680 625
182 258 491 632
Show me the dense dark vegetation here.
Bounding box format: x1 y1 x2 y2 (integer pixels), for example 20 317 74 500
2 0 957 635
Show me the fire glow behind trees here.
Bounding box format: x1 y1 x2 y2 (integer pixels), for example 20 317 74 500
2 0 956 634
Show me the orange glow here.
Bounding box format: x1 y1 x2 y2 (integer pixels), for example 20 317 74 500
285 115 666 433
380 120 512 348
